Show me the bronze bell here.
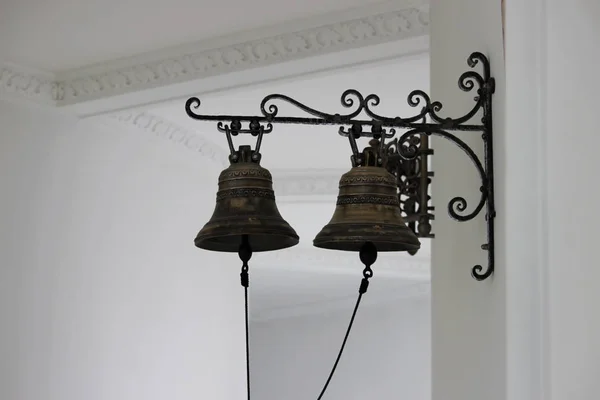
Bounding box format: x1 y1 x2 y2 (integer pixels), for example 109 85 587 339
313 139 421 252
195 145 299 252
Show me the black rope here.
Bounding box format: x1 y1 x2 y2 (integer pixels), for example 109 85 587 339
316 287 365 400
241 268 250 400
236 238 376 400
316 242 377 400
239 235 252 400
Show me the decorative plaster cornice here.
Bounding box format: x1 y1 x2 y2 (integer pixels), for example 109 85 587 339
107 111 228 166
55 3 429 105
0 2 428 109
0 64 58 105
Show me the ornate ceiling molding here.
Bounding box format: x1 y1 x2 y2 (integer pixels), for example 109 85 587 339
0 64 58 105
59 2 427 106
56 4 428 104
0 1 428 110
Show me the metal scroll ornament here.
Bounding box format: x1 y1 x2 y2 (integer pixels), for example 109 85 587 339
185 51 496 281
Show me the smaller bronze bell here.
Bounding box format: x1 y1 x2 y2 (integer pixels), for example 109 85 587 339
195 145 299 252
313 140 421 252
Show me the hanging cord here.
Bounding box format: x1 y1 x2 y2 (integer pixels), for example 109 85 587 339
316 242 377 400
238 235 252 400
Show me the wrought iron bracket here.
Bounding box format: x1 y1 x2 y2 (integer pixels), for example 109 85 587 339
185 52 496 281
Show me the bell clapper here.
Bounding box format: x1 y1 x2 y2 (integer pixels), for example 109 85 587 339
239 234 252 288
359 241 377 294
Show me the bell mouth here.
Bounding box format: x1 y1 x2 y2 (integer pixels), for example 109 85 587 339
314 239 420 252
195 217 299 252
196 233 299 253
313 223 421 253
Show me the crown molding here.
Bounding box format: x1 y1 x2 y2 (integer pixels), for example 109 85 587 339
0 1 428 113
55 1 428 108
0 63 58 106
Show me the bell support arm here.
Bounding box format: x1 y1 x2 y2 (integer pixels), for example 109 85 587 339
185 51 496 281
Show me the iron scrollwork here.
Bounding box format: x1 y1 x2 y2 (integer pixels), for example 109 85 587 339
185 51 496 281
386 132 434 240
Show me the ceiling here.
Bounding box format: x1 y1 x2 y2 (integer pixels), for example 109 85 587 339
0 0 396 72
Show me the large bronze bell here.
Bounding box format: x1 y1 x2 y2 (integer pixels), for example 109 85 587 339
313 140 421 252
195 145 299 252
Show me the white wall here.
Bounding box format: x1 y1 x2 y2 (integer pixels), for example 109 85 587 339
505 1 600 399
540 0 600 398
0 100 246 400
250 296 430 400
430 1 600 399
429 1 506 400
503 1 548 399
543 2 600 397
